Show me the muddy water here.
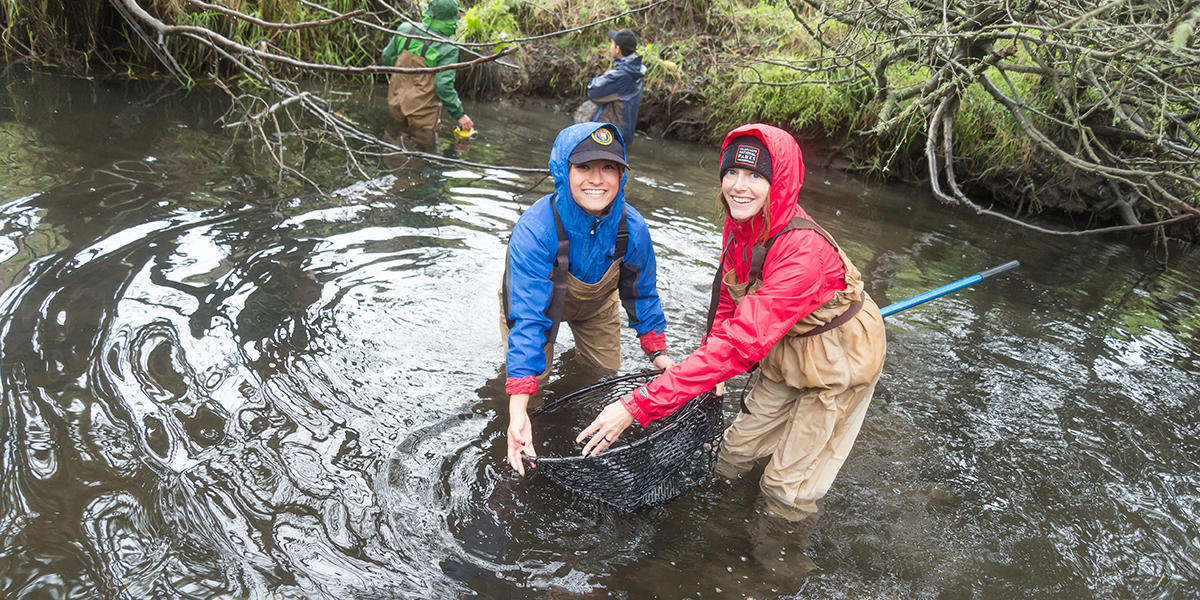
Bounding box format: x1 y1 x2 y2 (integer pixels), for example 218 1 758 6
1 68 1197 599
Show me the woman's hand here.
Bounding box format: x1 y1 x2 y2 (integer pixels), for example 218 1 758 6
507 394 536 475
714 381 725 397
651 353 675 370
576 398 635 457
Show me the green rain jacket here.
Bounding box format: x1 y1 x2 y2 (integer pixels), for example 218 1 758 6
379 1 465 120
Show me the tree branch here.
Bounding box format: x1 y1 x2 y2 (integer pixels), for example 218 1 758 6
186 1 365 31
116 0 513 75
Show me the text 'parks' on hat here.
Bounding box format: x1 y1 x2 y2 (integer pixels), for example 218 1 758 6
719 135 772 182
569 126 627 167
607 28 637 55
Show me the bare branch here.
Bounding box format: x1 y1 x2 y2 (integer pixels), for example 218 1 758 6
113 0 556 196
1063 0 1130 31
224 91 314 128
186 0 365 31
116 0 513 75
787 0 1199 237
301 0 669 49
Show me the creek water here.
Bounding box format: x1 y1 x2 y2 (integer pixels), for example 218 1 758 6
1 68 1197 599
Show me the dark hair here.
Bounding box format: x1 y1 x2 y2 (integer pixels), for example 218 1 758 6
608 29 637 55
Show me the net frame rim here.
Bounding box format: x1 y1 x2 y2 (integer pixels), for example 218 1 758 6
528 370 716 466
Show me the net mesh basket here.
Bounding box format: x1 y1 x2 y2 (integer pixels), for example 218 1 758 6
529 371 724 512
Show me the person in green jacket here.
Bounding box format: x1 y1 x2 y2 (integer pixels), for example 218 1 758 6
380 0 474 151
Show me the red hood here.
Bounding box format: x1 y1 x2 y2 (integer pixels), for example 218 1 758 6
719 124 806 245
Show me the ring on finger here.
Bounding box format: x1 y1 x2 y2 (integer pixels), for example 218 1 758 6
603 436 612 443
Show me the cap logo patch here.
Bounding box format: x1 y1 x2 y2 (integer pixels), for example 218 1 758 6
734 144 760 167
591 128 614 145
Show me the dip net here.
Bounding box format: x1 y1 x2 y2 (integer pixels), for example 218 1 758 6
530 371 724 512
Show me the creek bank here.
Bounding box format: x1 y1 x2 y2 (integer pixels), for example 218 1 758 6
476 38 1197 243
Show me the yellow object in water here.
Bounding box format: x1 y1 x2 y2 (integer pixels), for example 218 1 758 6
453 127 477 139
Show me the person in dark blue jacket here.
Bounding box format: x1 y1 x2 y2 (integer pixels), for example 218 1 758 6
501 122 672 475
587 29 646 146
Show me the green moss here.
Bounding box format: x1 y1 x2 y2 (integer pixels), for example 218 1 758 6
954 80 1036 178
461 0 521 44
706 0 811 52
704 62 870 142
167 0 376 76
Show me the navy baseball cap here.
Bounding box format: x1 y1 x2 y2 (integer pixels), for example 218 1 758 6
569 126 627 167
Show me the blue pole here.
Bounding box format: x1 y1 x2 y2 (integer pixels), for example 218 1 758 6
879 260 1020 318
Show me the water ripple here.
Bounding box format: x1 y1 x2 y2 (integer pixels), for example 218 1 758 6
2 74 1199 599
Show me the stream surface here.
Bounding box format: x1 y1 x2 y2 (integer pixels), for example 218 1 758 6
1 67 1198 599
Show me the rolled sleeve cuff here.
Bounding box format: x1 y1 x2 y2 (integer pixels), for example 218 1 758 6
506 376 538 395
621 388 653 427
638 330 667 355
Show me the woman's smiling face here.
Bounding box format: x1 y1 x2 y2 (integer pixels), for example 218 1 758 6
721 167 771 222
569 160 623 216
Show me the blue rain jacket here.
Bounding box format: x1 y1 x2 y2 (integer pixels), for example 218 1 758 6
503 123 667 380
587 54 646 145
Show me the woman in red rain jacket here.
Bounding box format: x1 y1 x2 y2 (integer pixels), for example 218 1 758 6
578 123 887 520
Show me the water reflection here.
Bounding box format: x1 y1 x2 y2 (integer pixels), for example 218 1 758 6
0 68 1198 599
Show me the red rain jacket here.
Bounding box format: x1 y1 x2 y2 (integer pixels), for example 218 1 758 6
622 124 848 426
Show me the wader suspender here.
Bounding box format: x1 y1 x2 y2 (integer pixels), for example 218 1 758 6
705 215 840 332
704 215 856 415
400 29 433 61
541 200 629 352
704 234 735 335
